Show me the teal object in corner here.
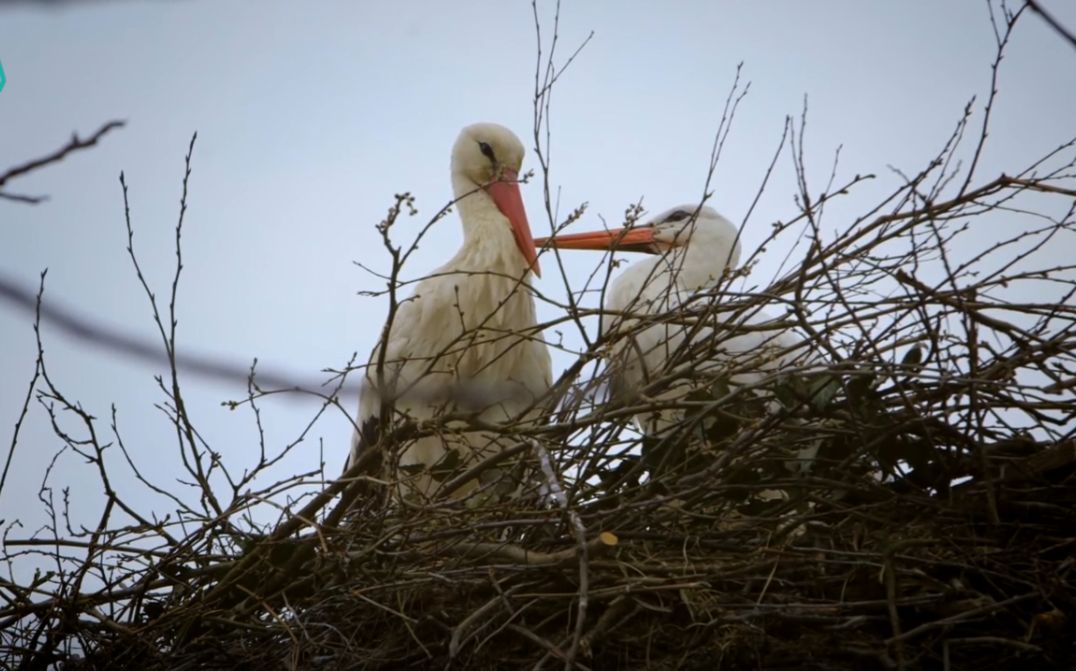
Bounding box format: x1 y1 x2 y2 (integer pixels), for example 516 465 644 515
0 60 5 92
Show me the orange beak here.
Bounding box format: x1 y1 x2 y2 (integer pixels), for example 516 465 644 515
485 169 540 277
534 226 659 254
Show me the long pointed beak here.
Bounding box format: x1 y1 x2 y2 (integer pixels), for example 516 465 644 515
485 169 540 277
534 226 658 254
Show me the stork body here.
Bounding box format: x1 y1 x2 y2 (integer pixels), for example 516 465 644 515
537 205 815 435
349 123 551 500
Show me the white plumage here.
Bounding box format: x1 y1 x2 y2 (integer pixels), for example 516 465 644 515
349 123 552 500
537 204 816 436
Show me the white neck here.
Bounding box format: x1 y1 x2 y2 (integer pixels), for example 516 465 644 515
448 172 528 275
670 242 735 294
611 243 735 317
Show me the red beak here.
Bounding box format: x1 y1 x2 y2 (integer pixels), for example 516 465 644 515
485 169 540 277
533 226 659 254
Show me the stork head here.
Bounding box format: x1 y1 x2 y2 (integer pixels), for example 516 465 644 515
535 203 742 271
451 123 539 276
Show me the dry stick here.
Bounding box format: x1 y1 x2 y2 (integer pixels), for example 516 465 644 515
199 441 382 608
959 2 1026 196
924 169 1000 519
532 439 605 669
772 176 1070 297
120 145 220 520
1027 0 1076 49
0 272 46 501
366 194 410 492
437 533 617 567
791 156 941 478
508 623 593 671
449 584 524 658
0 120 124 204
31 298 168 543
531 0 595 351
648 67 760 407
885 592 1038 646
169 134 225 518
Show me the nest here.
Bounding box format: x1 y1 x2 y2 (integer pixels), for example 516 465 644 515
7 164 1076 670
16 406 1076 670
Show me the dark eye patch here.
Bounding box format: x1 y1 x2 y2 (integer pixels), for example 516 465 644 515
663 210 691 223
478 141 496 161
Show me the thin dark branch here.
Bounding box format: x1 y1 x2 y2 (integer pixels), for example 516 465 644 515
1027 0 1076 50
0 120 124 204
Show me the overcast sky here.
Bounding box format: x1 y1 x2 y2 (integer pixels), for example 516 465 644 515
1 1 1074 575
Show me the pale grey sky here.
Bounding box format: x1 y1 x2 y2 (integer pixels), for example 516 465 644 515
1 1 1074 572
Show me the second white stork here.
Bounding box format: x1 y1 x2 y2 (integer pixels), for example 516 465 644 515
348 123 552 501
536 204 818 438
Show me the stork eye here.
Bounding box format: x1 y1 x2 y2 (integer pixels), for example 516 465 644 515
478 141 496 161
663 210 691 223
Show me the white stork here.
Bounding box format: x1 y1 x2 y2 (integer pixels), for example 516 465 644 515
348 123 552 500
536 204 818 440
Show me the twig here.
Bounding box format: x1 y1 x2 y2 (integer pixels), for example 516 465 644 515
0 120 124 204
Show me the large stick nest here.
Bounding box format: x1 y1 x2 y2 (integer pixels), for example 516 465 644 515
7 157 1076 670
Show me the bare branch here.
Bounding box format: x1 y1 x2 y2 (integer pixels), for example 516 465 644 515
0 120 124 204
